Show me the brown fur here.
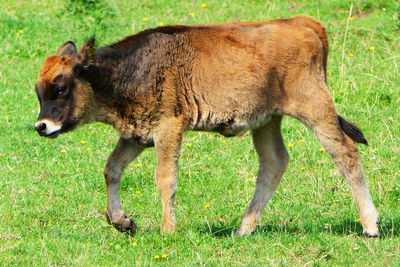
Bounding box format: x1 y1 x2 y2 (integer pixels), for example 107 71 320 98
34 16 378 237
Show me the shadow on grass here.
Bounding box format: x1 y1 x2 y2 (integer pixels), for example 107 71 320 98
328 216 400 238
197 222 237 237
197 216 400 238
197 220 302 238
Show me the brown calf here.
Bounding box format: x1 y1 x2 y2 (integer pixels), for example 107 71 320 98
34 16 378 237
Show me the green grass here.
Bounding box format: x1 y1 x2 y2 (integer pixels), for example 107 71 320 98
1 0 399 265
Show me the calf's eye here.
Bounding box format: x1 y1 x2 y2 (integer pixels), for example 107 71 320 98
57 85 67 95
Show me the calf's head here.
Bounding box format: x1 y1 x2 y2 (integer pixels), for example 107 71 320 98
35 39 96 138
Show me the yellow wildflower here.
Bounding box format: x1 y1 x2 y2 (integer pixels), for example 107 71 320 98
201 3 207 8
190 12 195 17
158 22 164 26
135 190 141 194
154 255 160 259
161 254 168 258
299 139 304 143
221 140 226 144
132 241 137 246
205 204 210 208
356 218 361 222
300 167 306 171
319 147 325 152
86 147 91 152
142 17 148 22
81 140 86 145
349 16 354 21
208 157 212 161
186 143 191 147
288 143 293 148
349 53 353 57
61 149 66 153
134 163 140 168
369 46 375 51
18 29 23 34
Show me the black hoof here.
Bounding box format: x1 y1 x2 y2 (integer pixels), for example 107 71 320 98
113 219 137 236
363 231 378 238
103 212 137 235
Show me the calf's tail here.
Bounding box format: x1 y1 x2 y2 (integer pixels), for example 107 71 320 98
338 115 368 146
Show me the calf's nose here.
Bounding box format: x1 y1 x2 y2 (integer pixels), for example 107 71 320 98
35 121 47 135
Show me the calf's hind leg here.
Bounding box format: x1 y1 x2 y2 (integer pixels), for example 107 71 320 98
285 83 378 237
310 118 378 237
104 137 144 234
236 116 289 236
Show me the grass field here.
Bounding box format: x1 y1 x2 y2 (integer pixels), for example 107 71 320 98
0 0 399 265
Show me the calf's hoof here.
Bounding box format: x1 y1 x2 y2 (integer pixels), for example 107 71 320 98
113 218 137 235
161 221 176 234
363 230 378 238
104 212 137 235
235 221 257 236
235 227 255 237
361 220 378 238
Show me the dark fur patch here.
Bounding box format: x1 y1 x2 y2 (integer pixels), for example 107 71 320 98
338 115 368 146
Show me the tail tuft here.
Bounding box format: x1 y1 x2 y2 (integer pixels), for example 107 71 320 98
338 116 368 146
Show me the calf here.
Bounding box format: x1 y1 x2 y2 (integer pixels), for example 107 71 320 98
34 16 378 237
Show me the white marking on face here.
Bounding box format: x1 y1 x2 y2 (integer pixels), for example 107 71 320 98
35 119 62 135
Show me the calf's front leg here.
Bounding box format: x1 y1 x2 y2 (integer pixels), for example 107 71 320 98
154 117 184 233
104 137 144 234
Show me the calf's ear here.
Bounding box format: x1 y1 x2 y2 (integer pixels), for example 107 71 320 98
73 38 98 80
78 37 96 65
57 41 77 58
